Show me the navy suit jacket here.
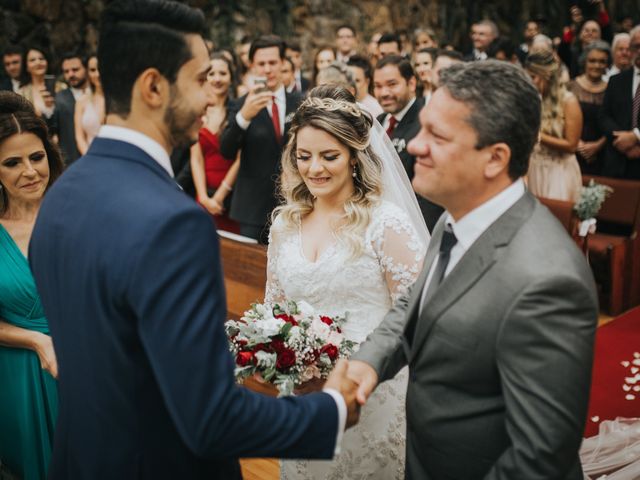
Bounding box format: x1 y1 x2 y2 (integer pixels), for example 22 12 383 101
30 137 338 480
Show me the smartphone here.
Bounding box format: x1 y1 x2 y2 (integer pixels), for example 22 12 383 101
253 76 268 94
44 74 56 95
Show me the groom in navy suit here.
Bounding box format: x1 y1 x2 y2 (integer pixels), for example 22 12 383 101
29 1 359 479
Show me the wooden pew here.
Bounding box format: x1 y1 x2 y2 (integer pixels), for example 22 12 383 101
582 175 640 315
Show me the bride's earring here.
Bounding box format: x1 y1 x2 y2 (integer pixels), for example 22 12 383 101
352 164 357 178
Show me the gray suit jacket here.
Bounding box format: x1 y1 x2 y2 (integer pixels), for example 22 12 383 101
353 192 598 480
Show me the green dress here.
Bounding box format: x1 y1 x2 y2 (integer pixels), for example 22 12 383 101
0 225 58 480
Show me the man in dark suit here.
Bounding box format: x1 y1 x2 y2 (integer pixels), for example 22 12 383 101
374 54 443 232
220 35 302 242
349 61 598 479
29 2 359 479
464 20 499 61
52 52 88 165
599 25 640 179
285 40 310 94
1 45 23 92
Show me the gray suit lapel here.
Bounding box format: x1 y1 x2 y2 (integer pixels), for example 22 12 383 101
409 192 537 362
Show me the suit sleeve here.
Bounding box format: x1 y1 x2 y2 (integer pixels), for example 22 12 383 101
127 207 339 459
219 97 247 160
485 274 598 479
598 80 621 141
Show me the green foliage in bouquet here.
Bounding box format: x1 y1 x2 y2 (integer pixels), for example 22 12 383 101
574 180 613 221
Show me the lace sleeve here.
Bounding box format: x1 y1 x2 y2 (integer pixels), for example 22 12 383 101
264 220 286 304
371 207 427 303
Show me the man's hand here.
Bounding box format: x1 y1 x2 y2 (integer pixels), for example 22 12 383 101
577 140 601 161
613 130 639 153
347 360 378 406
324 359 360 428
627 145 640 159
239 85 272 122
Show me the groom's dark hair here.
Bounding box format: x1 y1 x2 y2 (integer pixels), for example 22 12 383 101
439 60 541 180
98 0 205 117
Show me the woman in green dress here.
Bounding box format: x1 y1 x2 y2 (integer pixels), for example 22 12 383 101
0 91 63 480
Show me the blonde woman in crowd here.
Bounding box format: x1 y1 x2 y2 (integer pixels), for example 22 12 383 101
526 50 583 201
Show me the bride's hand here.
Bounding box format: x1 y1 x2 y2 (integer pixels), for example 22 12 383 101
347 360 378 405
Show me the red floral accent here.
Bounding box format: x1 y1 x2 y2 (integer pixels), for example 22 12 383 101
320 344 339 361
271 338 286 353
276 348 296 370
236 351 255 366
276 313 298 326
320 316 333 326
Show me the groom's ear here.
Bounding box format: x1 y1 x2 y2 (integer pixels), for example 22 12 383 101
483 142 511 180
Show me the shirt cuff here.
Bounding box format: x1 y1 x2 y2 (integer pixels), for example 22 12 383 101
235 111 251 130
634 128 640 143
322 388 346 456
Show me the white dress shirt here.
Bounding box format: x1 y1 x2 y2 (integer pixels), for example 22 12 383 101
11 78 20 93
381 97 416 132
236 84 286 132
419 179 526 314
97 125 174 177
70 86 88 101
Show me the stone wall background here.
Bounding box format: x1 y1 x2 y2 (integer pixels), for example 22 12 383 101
0 0 636 73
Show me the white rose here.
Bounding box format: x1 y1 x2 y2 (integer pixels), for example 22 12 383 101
288 326 302 342
327 331 344 347
310 317 331 340
258 317 285 337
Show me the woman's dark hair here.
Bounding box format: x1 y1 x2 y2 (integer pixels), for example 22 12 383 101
347 55 374 95
82 54 99 93
211 50 238 99
19 46 51 87
98 0 206 116
0 91 64 213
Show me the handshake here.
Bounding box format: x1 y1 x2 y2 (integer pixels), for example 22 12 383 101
322 359 379 429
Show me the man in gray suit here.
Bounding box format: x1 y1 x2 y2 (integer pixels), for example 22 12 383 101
349 61 598 479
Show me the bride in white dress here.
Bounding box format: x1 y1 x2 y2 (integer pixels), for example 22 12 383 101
265 85 430 479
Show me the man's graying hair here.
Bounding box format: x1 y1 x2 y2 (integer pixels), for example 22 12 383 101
438 60 541 179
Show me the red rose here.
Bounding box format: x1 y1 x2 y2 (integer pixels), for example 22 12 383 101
252 343 273 353
236 339 248 347
236 351 255 366
276 313 298 326
320 344 339 361
271 338 286 353
276 348 296 370
320 316 333 326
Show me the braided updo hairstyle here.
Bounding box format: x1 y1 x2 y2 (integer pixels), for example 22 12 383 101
273 85 383 258
0 91 63 214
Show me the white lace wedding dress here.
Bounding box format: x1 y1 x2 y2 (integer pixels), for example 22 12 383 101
266 200 427 480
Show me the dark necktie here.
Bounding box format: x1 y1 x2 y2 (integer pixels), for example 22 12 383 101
405 224 458 345
633 76 640 129
271 99 281 143
386 116 398 137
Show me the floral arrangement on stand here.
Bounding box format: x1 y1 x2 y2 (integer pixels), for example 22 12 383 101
574 179 613 238
226 300 355 396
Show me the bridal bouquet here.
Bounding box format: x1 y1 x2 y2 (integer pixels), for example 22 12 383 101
225 300 355 396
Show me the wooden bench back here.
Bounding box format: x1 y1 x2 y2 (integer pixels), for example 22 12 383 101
218 235 268 320
583 175 640 230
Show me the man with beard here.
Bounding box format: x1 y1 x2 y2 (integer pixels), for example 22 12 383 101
374 54 443 232
28 1 361 479
53 52 88 164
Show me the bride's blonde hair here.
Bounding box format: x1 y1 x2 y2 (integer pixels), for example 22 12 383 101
273 85 383 258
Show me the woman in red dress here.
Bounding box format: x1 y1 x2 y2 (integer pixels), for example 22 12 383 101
190 52 240 233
